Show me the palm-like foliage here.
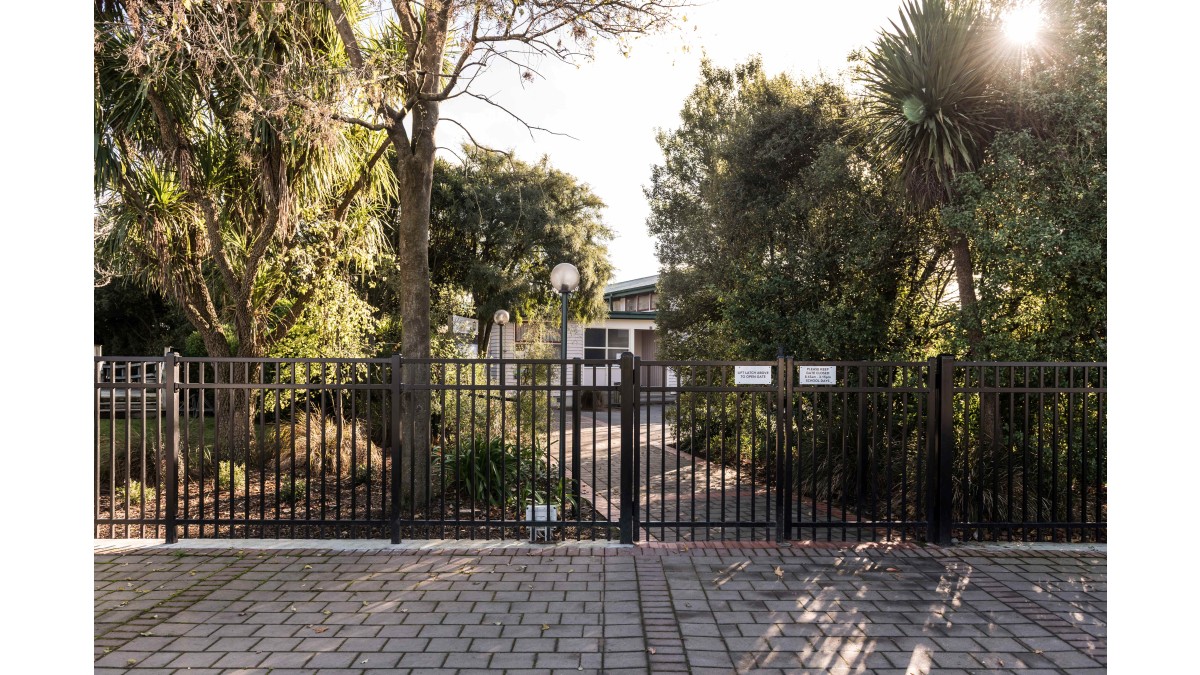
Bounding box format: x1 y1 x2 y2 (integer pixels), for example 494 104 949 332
860 0 1000 209
94 0 393 358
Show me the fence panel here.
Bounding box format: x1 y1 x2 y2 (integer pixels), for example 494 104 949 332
951 362 1106 543
94 354 1106 543
172 357 393 539
636 360 783 542
94 356 168 538
788 361 932 543
396 357 621 540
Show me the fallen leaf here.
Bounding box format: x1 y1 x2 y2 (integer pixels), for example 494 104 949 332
648 647 656 654
494 621 502 626
886 567 900 573
304 564 313 570
138 631 154 637
774 566 784 579
312 626 328 634
126 659 138 666
541 624 550 631
322 610 332 615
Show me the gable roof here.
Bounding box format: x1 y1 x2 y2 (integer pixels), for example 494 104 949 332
604 274 658 297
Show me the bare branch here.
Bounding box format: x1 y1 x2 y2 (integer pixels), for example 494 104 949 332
439 117 514 157
465 91 580 141
333 113 391 131
435 4 482 99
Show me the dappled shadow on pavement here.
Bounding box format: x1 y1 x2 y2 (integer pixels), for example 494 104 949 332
95 541 1104 674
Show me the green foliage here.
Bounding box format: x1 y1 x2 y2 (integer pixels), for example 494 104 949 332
94 1 392 358
428 147 614 348
859 0 1001 209
94 282 193 356
278 478 307 506
114 480 158 508
269 276 379 359
941 0 1107 360
648 59 943 361
216 461 246 492
436 437 571 509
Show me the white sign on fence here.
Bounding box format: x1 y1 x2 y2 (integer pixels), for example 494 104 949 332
734 365 773 385
798 366 837 385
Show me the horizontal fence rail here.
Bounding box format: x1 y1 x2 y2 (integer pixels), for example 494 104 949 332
94 354 1106 544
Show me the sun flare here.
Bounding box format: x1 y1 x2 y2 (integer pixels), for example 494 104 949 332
1003 3 1044 45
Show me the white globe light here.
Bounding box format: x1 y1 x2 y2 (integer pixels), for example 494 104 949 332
550 263 580 292
493 309 510 325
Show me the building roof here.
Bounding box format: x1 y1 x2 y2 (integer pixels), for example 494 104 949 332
604 274 658 297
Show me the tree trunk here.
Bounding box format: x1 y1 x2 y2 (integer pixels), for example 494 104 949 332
949 225 995 530
948 227 985 359
392 105 437 511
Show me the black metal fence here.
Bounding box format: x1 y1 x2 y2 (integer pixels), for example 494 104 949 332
95 353 1105 544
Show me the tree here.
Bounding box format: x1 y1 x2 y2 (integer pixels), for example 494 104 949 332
94 281 193 357
860 0 1001 358
428 148 613 353
319 0 685 507
942 0 1107 360
647 59 943 361
95 0 391 360
95 1 392 443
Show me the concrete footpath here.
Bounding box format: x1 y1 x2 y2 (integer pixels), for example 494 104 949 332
95 539 1105 674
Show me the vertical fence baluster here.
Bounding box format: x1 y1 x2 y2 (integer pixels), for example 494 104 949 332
619 352 635 544
164 353 179 544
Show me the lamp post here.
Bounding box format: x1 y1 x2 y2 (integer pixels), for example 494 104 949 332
549 263 580 518
549 263 580 359
493 309 510 360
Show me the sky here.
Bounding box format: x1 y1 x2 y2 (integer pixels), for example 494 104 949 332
433 0 904 282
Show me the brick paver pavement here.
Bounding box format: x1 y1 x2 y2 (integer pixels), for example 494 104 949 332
95 540 1105 674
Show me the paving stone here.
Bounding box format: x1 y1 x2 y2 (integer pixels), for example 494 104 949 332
94 542 1104 675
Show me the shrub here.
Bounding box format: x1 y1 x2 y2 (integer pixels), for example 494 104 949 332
216 461 246 491
437 437 571 508
114 480 157 507
278 477 307 506
260 411 384 480
353 463 372 487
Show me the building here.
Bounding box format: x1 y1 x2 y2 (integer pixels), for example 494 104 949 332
485 274 676 398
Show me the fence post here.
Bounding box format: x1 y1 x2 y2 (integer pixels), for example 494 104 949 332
571 358 582 510
856 364 869 514
927 354 955 544
390 354 403 544
774 355 790 544
163 351 180 544
619 352 636 544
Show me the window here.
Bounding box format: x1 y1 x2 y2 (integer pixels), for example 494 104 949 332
612 297 624 311
515 323 559 352
636 293 650 311
584 328 630 360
